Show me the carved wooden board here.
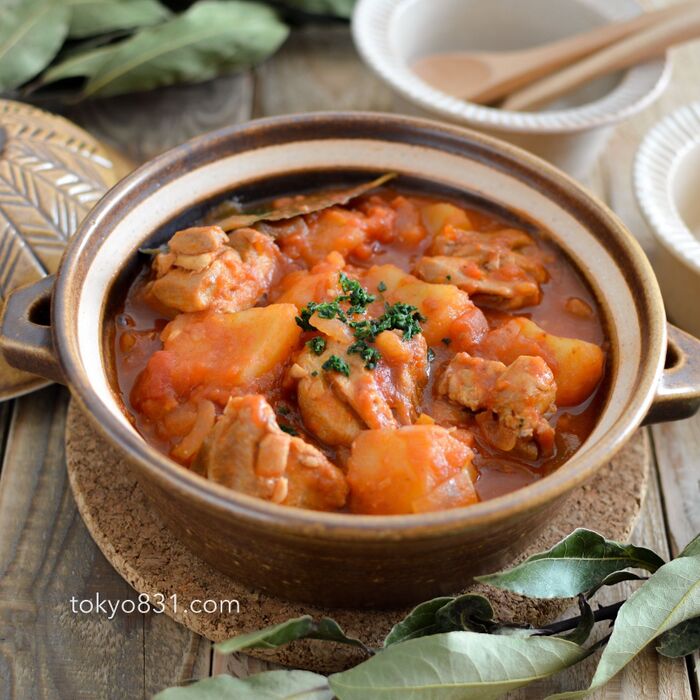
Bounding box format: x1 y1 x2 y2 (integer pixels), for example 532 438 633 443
0 100 130 400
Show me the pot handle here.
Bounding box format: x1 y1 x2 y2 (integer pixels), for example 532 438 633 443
643 323 700 425
0 275 65 384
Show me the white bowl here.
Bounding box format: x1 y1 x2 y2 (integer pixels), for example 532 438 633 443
352 0 670 179
635 102 700 339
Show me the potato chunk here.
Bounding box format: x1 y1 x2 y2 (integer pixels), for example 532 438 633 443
347 425 477 515
194 395 348 511
479 317 605 406
274 251 345 309
363 264 488 348
421 202 472 238
131 304 301 418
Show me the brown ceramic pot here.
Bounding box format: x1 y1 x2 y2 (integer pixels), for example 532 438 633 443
2 113 700 609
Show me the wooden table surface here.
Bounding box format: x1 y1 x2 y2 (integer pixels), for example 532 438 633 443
1 4 699 698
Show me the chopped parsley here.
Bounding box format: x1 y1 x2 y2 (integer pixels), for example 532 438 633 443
322 354 350 377
348 302 425 343
338 272 375 314
279 424 298 435
307 336 327 355
348 340 381 370
296 300 347 331
427 348 436 362
277 403 290 416
296 274 427 378
311 370 319 377
378 302 426 340
441 337 452 346
446 274 452 281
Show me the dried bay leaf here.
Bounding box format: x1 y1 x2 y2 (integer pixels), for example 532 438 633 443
216 172 396 231
66 0 171 39
77 0 289 98
0 0 70 91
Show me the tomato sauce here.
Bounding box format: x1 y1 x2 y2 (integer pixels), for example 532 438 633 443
111 186 607 506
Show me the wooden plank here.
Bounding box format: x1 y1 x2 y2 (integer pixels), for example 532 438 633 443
652 414 700 695
253 25 394 117
0 387 144 699
144 613 211 697
0 399 12 475
652 416 700 558
65 71 255 164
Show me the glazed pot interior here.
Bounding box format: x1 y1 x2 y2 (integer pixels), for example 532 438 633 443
55 113 665 532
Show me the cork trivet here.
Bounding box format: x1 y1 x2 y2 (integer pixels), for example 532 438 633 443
65 401 649 673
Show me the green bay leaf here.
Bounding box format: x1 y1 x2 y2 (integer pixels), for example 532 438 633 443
329 631 585 700
277 0 355 18
153 671 332 699
476 528 665 599
559 596 594 646
680 533 700 558
215 614 365 654
81 0 289 98
66 0 171 39
383 597 455 646
656 616 700 658
546 551 700 698
41 43 117 85
0 0 70 91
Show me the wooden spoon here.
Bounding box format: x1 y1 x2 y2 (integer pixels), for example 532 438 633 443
411 3 690 105
503 3 700 111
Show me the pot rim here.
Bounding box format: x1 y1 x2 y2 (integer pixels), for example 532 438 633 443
53 111 666 540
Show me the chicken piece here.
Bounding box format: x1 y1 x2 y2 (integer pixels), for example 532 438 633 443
194 395 348 511
479 317 605 406
347 425 477 515
438 352 556 452
414 226 548 309
146 225 281 314
363 264 488 350
290 322 429 446
374 330 429 424
131 304 301 420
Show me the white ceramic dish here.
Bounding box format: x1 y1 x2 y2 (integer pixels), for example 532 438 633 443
635 101 700 339
352 0 670 179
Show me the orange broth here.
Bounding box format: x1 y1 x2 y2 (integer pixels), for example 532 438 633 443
112 187 607 505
